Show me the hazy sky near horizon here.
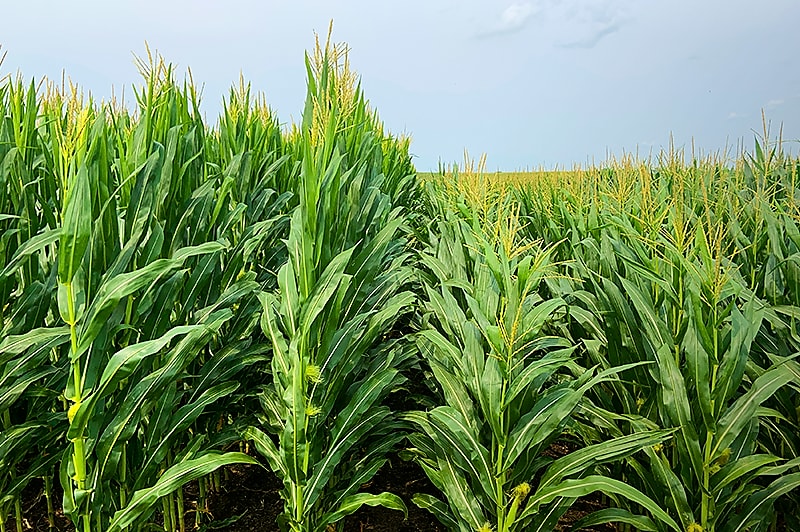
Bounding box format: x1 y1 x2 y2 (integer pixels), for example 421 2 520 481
2 0 798 170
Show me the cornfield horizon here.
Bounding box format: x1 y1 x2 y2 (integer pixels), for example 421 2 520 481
2 33 800 532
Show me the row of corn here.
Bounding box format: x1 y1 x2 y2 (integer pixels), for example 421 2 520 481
2 35 799 532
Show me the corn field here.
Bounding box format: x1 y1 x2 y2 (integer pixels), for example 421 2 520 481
1 34 799 532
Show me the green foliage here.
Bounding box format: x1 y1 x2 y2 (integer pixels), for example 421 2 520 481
405 192 677 531
514 142 800 531
243 35 414 532
2 30 800 532
0 53 294 532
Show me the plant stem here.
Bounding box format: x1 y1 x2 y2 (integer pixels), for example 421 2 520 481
495 443 506 532
45 473 55 530
13 500 21 532
120 443 128 507
1 414 16 532
177 487 185 532
701 431 713 528
702 306 721 530
196 476 206 526
64 280 90 532
161 496 170 532
294 483 304 529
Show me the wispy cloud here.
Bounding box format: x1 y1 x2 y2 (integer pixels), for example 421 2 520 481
475 0 630 46
766 99 784 109
560 21 622 48
728 112 745 119
478 2 539 37
557 0 631 49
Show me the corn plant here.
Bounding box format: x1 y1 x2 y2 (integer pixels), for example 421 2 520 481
0 75 66 532
0 59 283 531
406 185 678 532
56 71 264 532
517 151 800 531
243 35 415 532
3 25 800 532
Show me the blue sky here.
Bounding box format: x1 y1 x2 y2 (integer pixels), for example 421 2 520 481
1 0 798 170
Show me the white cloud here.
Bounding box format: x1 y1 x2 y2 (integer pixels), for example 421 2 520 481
766 99 784 109
479 2 539 37
501 2 536 30
728 112 744 119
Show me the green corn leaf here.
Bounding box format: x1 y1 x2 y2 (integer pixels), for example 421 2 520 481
411 493 463 531
570 508 659 532
417 329 463 373
60 447 77 520
94 310 233 479
710 454 783 493
243 426 288 478
280 341 307 485
0 366 58 411
123 149 161 245
525 497 575 532
477 356 503 442
0 453 60 506
171 239 228 263
76 242 224 357
426 406 495 503
655 343 704 484
298 246 354 333
68 325 198 439
714 302 763 415
723 472 800 532
645 446 695 529
519 297 567 345
759 456 800 477
575 361 651 395
504 387 577 466
350 215 405 281
0 423 49 468
317 492 407 531
426 358 477 430
304 406 393 509
0 326 69 365
437 456 486 531
106 452 258 532
134 381 241 490
713 363 795 460
58 164 92 284
620 277 670 350
0 325 69 364
0 228 59 279
522 475 681 532
504 351 575 408
683 318 713 432
277 259 300 334
538 429 674 489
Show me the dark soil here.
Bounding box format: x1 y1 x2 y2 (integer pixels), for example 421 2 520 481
12 450 616 531
341 456 446 532
6 477 69 531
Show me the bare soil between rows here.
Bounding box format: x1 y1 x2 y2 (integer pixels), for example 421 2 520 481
13 449 616 532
